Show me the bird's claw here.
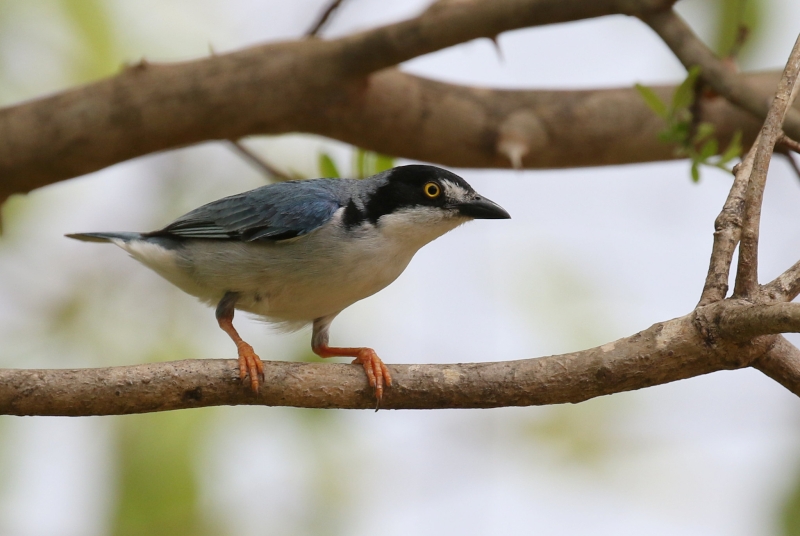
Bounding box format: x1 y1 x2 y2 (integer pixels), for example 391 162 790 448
352 349 392 403
236 341 265 393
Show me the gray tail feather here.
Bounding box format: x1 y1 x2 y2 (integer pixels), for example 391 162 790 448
65 232 142 243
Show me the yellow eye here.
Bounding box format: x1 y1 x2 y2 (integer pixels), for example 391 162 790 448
423 182 441 198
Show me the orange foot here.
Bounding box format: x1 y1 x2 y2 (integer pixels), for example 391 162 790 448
236 341 265 393
313 345 393 402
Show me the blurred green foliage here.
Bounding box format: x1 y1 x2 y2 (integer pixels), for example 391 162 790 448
714 0 762 58
60 0 119 82
353 148 395 179
318 153 341 178
109 342 215 536
636 67 742 182
318 149 395 180
523 400 622 468
782 465 800 536
111 408 215 536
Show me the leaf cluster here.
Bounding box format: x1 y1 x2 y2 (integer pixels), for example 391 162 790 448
636 66 742 182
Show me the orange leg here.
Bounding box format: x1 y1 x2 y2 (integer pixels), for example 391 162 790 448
314 344 392 402
217 292 264 392
311 315 392 402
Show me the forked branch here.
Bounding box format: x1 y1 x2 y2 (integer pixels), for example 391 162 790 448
2 300 799 416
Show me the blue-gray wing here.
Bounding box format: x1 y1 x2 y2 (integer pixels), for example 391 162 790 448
149 179 348 242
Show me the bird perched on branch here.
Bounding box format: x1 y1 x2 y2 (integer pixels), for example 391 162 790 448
67 165 510 402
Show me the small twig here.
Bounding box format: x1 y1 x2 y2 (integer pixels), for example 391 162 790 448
227 140 294 182
727 25 750 61
307 0 347 38
779 134 800 153
642 10 800 141
688 76 705 142
733 33 800 297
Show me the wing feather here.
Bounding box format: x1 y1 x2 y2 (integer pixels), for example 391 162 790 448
148 179 350 242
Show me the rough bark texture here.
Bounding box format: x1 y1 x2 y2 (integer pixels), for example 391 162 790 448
1 302 797 415
4 0 796 205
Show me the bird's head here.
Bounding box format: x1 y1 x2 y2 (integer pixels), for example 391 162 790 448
345 164 510 246
360 164 509 221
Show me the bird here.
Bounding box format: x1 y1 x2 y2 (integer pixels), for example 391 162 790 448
67 164 510 402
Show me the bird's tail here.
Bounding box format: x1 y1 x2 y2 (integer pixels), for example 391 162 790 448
65 232 142 243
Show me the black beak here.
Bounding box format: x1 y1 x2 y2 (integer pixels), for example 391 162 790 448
456 196 511 219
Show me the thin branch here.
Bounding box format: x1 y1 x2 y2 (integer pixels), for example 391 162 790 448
779 134 800 153
642 10 800 141
697 132 761 306
227 140 294 181
734 34 800 297
307 0 347 38
764 259 800 302
752 336 800 397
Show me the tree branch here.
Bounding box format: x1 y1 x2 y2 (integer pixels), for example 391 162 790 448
226 140 294 181
307 0 347 37
0 63 784 205
3 299 799 416
642 10 800 141
734 34 800 296
697 131 761 306
752 336 800 397
11 0 774 206
764 260 800 302
717 302 800 340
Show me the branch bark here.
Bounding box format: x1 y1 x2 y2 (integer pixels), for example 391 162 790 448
734 34 800 296
698 131 761 306
753 336 800 397
2 300 799 416
13 0 797 207
643 10 800 141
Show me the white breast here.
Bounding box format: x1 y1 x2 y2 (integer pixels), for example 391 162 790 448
120 207 467 328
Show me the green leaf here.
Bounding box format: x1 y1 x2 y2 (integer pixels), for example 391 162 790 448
354 148 367 179
373 153 396 174
719 130 743 164
60 0 118 81
691 161 700 183
672 66 702 112
318 153 340 178
699 138 719 160
634 84 668 118
694 122 716 143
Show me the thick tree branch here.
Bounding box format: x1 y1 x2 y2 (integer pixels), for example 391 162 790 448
16 0 791 207
717 302 800 340
753 336 800 397
642 10 800 141
734 34 800 296
2 300 798 416
0 63 784 205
